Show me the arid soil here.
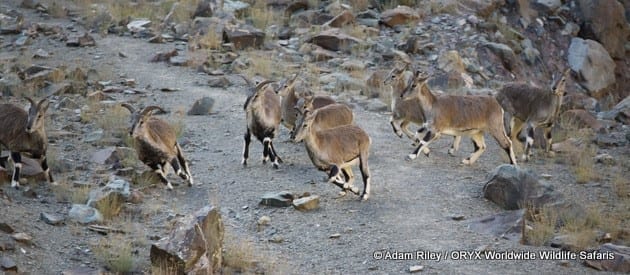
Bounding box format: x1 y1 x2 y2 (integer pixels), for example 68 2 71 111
1 0 629 274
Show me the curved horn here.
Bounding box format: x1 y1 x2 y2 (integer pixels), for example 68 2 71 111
121 103 136 113
237 74 253 87
24 96 35 106
37 98 49 108
255 80 275 92
140 106 166 116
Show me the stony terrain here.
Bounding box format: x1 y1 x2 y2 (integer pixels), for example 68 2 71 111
0 0 629 274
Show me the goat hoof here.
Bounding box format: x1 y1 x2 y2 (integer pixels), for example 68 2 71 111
349 186 360 195
336 191 347 198
360 193 369 201
272 163 279 169
547 151 556 158
462 158 473 165
405 154 416 161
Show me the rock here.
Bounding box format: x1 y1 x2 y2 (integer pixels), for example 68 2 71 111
468 209 525 241
260 191 294 207
87 179 131 214
563 93 599 112
84 130 104 143
150 49 179 63
0 256 17 272
207 76 230 88
379 5 420 27
0 73 21 96
595 132 627 148
257 215 271 226
188 97 215 115
536 0 562 10
223 24 265 50
320 72 365 92
0 235 15 251
40 212 65 225
437 50 465 74
128 190 144 204
87 91 113 101
192 0 214 18
11 232 32 243
409 265 424 273
91 147 135 166
57 97 80 109
0 223 15 233
600 95 630 125
324 10 355 28
292 195 320 211
329 233 341 239
460 0 504 17
66 33 95 47
61 267 105 275
68 204 104 224
483 164 563 210
127 19 151 33
169 55 190 66
223 0 249 14
568 38 616 95
584 243 630 272
577 0 630 59
550 234 580 251
33 48 49 59
560 109 604 132
483 42 517 71
150 205 223 274
306 28 363 53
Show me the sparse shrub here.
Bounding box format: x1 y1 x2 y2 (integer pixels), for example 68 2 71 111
72 185 91 204
524 205 557 246
94 194 123 220
223 233 257 273
93 236 134 274
246 2 281 30
96 104 129 139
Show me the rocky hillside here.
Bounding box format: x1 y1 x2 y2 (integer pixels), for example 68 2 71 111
0 0 629 274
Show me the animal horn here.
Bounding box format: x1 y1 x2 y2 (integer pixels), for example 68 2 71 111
255 80 275 91
24 96 35 106
140 106 166 116
121 103 136 113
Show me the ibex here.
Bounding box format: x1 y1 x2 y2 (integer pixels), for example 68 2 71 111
121 104 193 190
385 66 461 155
290 102 352 140
496 69 571 161
242 78 283 168
402 71 517 165
293 110 372 200
0 97 56 188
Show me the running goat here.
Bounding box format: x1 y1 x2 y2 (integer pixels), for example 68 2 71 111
402 71 517 165
121 104 193 190
496 69 570 161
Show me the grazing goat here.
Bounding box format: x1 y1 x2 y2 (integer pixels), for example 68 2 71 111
0 97 56 188
402 72 517 165
121 104 193 190
242 79 283 168
496 69 571 161
293 111 372 200
384 66 461 155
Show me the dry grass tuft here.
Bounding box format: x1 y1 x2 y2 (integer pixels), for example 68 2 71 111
93 235 135 273
96 104 129 138
94 194 124 220
246 2 282 30
241 51 277 79
524 205 557 246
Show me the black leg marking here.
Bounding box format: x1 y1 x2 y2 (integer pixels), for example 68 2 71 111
270 140 283 164
40 155 55 184
262 138 270 164
10 152 22 188
242 129 251 166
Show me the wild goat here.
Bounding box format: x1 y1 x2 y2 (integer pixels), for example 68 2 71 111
121 104 193 190
242 79 283 168
278 74 302 133
402 71 517 165
293 110 372 200
0 97 56 188
496 69 571 161
290 103 354 140
385 66 461 155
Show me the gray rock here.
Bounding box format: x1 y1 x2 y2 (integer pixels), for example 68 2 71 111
536 0 562 10
188 97 215 115
483 164 563 210
207 76 230 88
600 96 630 125
595 132 627 148
380 5 420 27
84 130 104 143
0 235 15 251
14 35 30 46
87 179 131 211
169 55 190 66
223 0 249 13
127 19 151 33
577 0 629 59
568 38 616 94
409 265 424 273
292 195 320 211
91 147 135 166
468 209 525 242
584 243 630 272
0 256 17 272
150 205 223 274
306 28 363 53
483 42 517 70
223 24 265 50
68 204 103 224
260 191 294 207
257 215 271 226
40 212 65 225
57 97 80 109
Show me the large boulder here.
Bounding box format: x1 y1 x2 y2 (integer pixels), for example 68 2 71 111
306 28 363 52
560 109 604 132
379 5 420 27
150 205 223 274
584 243 630 272
577 0 630 59
567 38 616 96
483 165 563 210
223 24 265 50
599 95 630 125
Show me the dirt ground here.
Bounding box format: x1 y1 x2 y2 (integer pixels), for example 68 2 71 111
1 1 628 274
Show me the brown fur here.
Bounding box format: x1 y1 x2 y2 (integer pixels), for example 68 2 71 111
243 79 283 168
291 103 354 140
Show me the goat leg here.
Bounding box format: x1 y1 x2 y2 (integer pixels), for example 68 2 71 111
10 152 22 188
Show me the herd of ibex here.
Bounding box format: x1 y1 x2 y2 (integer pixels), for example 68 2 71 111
0 66 571 201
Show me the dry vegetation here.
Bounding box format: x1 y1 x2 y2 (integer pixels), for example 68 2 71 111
524 205 557 246
93 234 135 274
